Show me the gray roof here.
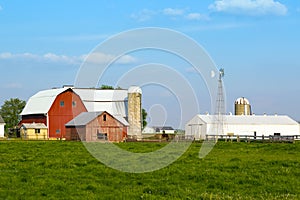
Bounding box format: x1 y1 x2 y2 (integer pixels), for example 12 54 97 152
0 115 5 124
21 123 47 129
113 115 130 126
66 112 104 126
154 126 174 131
65 111 129 127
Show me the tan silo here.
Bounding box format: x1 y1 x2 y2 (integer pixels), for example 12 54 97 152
235 97 252 115
128 86 142 140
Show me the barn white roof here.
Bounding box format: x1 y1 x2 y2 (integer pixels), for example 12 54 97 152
20 88 70 115
195 115 298 125
73 89 128 117
73 89 128 102
21 87 128 117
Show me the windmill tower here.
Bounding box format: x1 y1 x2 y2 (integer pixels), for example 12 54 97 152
214 68 226 139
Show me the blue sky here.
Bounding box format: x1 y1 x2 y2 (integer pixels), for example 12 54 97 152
0 0 300 128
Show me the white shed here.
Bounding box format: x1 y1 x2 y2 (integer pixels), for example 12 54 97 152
142 126 155 134
153 126 175 134
185 114 300 140
0 115 5 137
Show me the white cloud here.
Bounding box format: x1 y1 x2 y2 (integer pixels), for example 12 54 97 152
0 52 137 65
82 52 137 64
163 8 185 16
209 0 287 16
3 83 23 89
0 52 78 64
38 34 109 42
131 8 209 21
181 22 245 32
185 13 210 21
0 52 13 59
130 9 156 22
43 53 77 64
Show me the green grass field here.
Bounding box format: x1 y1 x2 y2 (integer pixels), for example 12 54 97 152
0 141 300 199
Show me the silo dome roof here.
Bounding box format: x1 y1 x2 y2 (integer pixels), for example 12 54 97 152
128 86 142 94
235 97 250 105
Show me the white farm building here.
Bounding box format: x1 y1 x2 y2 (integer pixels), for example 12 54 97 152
185 114 300 140
0 115 5 137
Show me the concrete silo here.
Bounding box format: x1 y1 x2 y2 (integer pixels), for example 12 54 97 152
235 97 252 115
127 86 142 140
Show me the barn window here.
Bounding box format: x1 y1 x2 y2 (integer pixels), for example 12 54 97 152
103 114 106 121
97 133 107 140
35 129 40 134
72 101 76 107
56 129 61 134
274 133 281 136
60 101 64 107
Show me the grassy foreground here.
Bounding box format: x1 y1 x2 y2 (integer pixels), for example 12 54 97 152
0 141 300 199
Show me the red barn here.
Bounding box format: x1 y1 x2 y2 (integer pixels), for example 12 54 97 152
20 88 87 139
65 111 128 142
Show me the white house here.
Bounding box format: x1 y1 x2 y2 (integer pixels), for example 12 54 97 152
0 115 5 137
142 126 156 134
153 126 175 134
185 114 300 140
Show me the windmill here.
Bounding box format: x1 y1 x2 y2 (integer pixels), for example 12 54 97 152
214 68 226 141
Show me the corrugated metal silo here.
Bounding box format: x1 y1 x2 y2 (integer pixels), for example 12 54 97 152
235 97 252 115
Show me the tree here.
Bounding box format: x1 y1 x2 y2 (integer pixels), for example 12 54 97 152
100 85 114 90
0 98 26 136
142 108 147 130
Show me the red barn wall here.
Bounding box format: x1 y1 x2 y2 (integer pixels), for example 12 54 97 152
48 90 87 138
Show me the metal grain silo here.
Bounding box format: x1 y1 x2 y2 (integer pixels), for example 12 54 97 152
235 97 252 115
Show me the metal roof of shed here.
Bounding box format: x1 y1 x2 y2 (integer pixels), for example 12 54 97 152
65 112 103 126
195 115 298 125
153 126 174 130
21 123 47 129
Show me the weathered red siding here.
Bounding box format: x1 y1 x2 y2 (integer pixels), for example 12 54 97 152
66 126 85 141
66 112 128 142
48 89 87 138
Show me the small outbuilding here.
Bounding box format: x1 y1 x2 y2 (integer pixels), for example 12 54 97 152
154 126 175 134
142 126 156 134
65 111 128 142
0 115 5 137
20 123 48 140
